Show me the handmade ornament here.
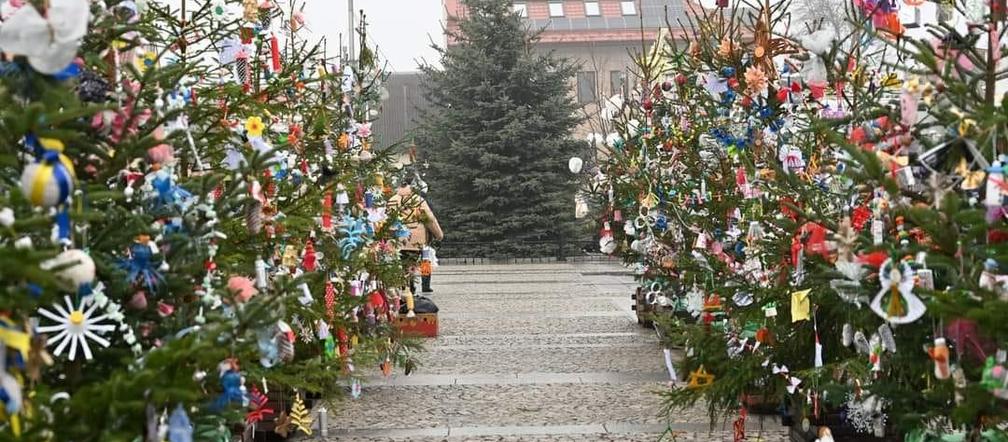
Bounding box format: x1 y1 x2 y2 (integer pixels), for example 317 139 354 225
338 215 368 259
245 386 273 426
227 276 258 303
981 352 1008 400
0 0 89 74
167 404 193 442
289 392 313 435
869 258 926 324
928 337 950 380
568 157 583 174
40 249 95 291
0 341 22 419
119 235 164 291
36 295 115 361
791 289 811 323
687 365 714 389
599 222 616 254
404 288 415 318
815 426 835 442
20 150 76 208
210 359 246 411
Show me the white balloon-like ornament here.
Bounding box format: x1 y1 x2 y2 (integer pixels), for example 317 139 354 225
41 249 96 291
568 157 583 174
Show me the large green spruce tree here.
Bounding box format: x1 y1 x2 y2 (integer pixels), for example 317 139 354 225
417 0 586 257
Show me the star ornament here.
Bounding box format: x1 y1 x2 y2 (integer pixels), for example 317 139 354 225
687 365 715 389
36 295 115 361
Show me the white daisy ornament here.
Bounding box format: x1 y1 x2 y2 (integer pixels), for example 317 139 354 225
36 295 115 361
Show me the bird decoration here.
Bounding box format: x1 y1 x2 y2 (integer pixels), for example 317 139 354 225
338 214 369 259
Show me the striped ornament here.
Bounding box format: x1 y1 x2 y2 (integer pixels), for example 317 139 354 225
20 150 75 207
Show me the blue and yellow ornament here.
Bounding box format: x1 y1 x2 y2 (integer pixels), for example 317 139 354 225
20 140 76 208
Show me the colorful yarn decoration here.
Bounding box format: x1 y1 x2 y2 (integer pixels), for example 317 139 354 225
118 240 164 291
20 150 75 208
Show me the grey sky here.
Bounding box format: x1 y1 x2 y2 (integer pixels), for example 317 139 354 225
302 0 443 72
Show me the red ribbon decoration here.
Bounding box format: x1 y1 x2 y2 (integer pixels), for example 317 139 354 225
732 407 747 442
270 34 282 72
245 386 274 425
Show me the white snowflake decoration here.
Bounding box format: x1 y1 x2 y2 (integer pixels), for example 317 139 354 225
36 295 115 361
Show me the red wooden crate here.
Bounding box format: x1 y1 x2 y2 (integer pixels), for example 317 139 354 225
393 313 438 337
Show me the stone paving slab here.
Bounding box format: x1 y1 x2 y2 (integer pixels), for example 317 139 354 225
423 291 633 300
363 372 669 386
321 262 785 442
429 297 624 315
416 345 666 375
326 383 668 430
322 430 789 442
432 332 658 348
439 316 641 336
430 282 629 295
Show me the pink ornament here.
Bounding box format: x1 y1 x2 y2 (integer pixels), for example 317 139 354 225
128 291 148 310
147 144 175 165
157 301 175 317
227 276 258 303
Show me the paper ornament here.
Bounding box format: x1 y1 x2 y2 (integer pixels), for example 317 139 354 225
289 392 313 435
687 365 714 389
791 289 811 322
869 259 926 324
36 295 115 361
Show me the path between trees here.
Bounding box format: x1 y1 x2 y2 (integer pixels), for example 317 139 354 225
321 262 789 441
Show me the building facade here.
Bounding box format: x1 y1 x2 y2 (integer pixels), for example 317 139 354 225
443 0 689 139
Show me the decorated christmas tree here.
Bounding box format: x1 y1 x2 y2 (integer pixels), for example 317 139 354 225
589 0 1008 440
0 0 419 439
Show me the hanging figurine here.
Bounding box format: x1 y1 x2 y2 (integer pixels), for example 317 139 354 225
869 258 926 324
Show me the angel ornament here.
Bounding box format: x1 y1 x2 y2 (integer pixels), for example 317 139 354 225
869 259 926 324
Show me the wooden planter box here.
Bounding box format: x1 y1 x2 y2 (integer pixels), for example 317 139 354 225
393 313 438 337
742 394 780 415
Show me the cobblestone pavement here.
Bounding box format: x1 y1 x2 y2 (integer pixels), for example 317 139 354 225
320 262 788 441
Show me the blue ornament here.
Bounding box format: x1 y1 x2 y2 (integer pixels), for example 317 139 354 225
655 215 668 231
168 404 193 442
721 67 735 77
209 369 245 411
51 63 82 81
118 240 164 291
150 171 193 211
338 215 369 259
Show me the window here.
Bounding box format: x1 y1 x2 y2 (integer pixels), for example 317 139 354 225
584 1 600 16
513 2 527 17
549 1 564 17
620 0 636 15
577 71 597 104
610 70 627 97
